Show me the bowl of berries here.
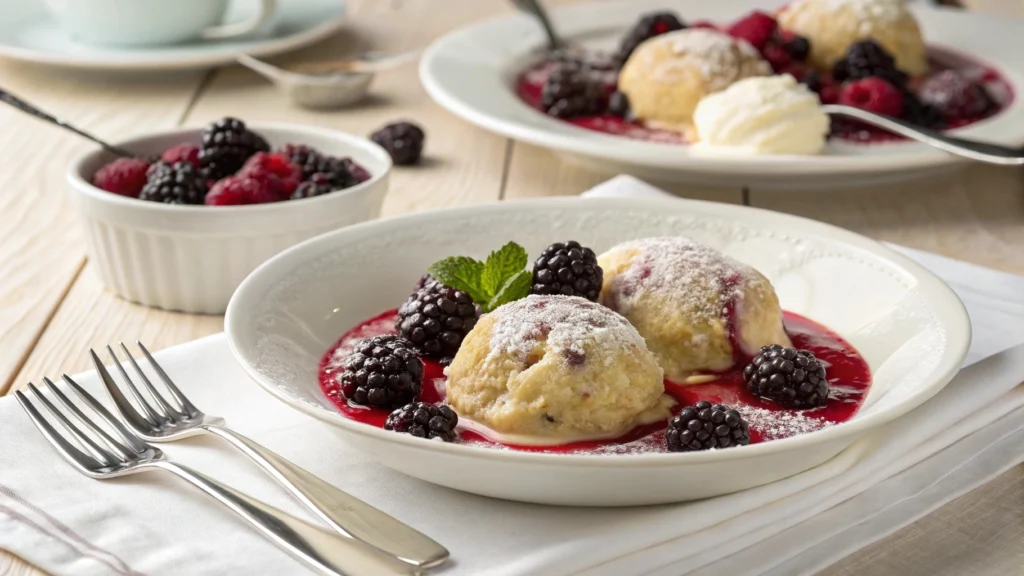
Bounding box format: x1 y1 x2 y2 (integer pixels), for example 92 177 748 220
71 117 393 314
420 0 1024 188
224 196 970 505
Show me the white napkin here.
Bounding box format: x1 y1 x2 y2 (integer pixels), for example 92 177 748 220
1 177 1023 576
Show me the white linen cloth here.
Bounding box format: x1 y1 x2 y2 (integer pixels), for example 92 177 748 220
1 175 1022 576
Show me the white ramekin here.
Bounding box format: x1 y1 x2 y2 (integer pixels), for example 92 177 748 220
68 123 392 314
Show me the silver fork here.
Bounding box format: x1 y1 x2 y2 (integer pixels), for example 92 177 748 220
92 342 448 569
15 378 414 576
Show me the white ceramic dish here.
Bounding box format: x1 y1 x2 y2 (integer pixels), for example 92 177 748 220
68 123 391 314
420 0 1024 189
0 0 345 71
225 197 971 506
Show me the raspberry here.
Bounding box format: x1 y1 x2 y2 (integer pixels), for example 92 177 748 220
840 77 905 117
613 12 686 68
204 175 279 206
290 173 335 200
396 277 478 363
198 117 269 181
370 122 425 166
744 344 829 408
832 40 908 89
161 143 200 169
918 70 994 121
92 157 151 197
385 402 458 442
339 335 423 409
666 401 750 452
539 64 608 119
530 240 603 302
138 161 206 205
726 11 778 51
778 62 808 82
239 152 302 198
762 44 793 73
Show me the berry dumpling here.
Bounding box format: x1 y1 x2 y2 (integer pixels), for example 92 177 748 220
598 237 791 382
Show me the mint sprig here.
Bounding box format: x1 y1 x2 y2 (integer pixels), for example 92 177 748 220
428 241 531 312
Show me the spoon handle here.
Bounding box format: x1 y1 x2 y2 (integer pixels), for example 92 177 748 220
511 0 564 50
823 104 1024 166
0 88 136 158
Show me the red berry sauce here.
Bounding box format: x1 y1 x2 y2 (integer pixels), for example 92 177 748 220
319 309 871 455
515 46 1013 145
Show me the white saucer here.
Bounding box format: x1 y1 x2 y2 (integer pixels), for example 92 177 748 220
0 0 346 71
420 0 1024 189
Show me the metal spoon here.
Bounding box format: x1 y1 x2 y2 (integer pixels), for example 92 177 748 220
0 88 136 158
510 0 564 50
824 104 1024 166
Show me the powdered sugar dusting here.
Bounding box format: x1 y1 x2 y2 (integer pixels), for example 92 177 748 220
639 29 770 88
785 0 906 34
487 295 646 367
738 406 834 439
604 236 759 322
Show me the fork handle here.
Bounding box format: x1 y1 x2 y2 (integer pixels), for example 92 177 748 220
150 461 413 576
200 425 448 568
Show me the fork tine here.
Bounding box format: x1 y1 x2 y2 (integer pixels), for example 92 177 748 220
27 382 120 467
41 377 137 461
91 349 161 433
103 345 166 426
137 341 200 417
119 342 185 420
62 374 149 454
16 390 102 472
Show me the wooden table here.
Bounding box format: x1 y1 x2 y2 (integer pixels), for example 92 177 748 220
1 1 1021 574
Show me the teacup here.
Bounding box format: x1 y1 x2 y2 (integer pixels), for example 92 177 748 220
41 0 277 47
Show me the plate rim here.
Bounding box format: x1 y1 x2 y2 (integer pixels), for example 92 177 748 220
225 195 972 468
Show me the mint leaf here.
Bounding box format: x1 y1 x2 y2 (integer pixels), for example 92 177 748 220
428 256 488 303
480 242 529 297
484 270 532 312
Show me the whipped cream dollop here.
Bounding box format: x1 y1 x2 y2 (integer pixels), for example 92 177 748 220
691 75 829 155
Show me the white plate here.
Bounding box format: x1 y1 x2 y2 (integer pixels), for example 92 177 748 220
0 0 345 71
419 0 1024 189
225 198 970 505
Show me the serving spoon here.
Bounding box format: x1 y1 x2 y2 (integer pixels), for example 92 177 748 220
510 0 564 50
0 88 136 158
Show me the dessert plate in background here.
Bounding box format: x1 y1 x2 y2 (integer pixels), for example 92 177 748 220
419 0 1024 189
0 0 345 71
225 197 970 505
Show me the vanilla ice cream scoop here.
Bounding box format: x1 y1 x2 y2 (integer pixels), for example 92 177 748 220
692 75 830 155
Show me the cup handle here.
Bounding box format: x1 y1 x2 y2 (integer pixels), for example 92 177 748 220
200 0 277 40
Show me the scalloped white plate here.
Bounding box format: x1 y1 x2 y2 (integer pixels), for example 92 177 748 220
419 0 1024 189
225 198 970 505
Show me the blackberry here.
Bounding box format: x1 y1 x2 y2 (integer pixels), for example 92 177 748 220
902 92 946 129
832 41 908 88
385 402 459 442
278 143 326 179
785 36 811 62
614 11 686 68
744 344 829 408
530 241 603 302
138 161 206 205
279 144 370 186
666 401 750 452
396 278 479 363
198 117 270 180
608 90 631 118
801 70 822 93
540 64 608 119
370 122 425 165
290 172 335 200
339 335 423 409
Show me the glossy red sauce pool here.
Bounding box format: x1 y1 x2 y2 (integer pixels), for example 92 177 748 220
319 309 872 454
514 46 1013 145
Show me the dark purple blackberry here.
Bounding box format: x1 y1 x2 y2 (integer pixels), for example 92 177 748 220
384 402 459 442
608 90 631 118
666 401 750 452
290 172 335 199
138 161 206 205
832 41 908 89
530 241 603 302
614 11 686 68
339 334 423 409
902 92 947 129
396 278 479 363
198 117 270 180
279 144 371 186
540 64 609 119
278 143 326 180
744 344 830 408
371 122 425 166
785 36 811 62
